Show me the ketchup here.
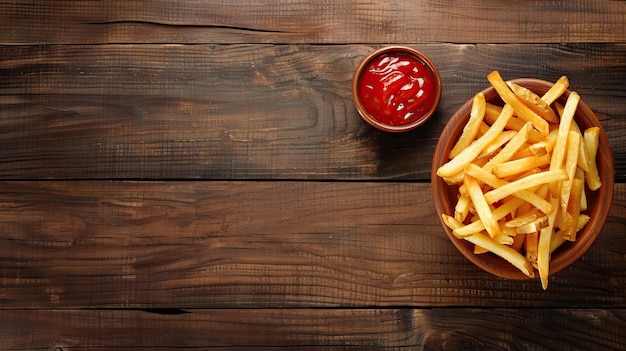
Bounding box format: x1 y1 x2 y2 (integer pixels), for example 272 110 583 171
359 53 437 126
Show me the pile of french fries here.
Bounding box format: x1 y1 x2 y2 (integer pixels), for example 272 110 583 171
437 71 602 289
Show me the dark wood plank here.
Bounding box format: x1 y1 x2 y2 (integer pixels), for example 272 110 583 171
1 44 625 180
1 308 625 350
2 2 624 350
0 181 624 308
1 0 625 45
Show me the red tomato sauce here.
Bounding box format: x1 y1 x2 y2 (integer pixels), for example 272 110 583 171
359 54 437 126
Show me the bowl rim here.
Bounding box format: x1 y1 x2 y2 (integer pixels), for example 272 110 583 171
431 78 615 279
352 45 442 133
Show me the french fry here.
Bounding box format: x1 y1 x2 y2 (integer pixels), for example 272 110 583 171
436 104 513 178
538 194 560 289
576 168 587 211
479 130 516 159
450 93 486 158
549 233 566 254
483 169 568 205
529 128 557 156
560 131 581 219
474 245 489 254
494 221 515 246
517 216 549 235
550 92 580 172
487 71 550 136
561 179 584 241
464 174 501 238
441 213 464 231
556 205 574 232
442 170 465 186
528 142 548 156
541 76 569 105
484 102 502 120
476 122 491 137
525 232 539 268
505 208 539 228
510 145 534 160
583 127 602 191
454 194 471 222
570 120 590 173
547 92 579 200
515 186 549 235
494 231 514 246
577 214 590 231
541 128 559 153
508 81 559 123
501 225 518 238
493 154 551 179
464 233 534 278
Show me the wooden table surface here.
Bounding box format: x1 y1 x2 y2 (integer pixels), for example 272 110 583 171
1 1 626 350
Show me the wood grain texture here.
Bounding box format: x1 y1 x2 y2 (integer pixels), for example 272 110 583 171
1 308 625 350
2 1 626 349
1 44 625 180
1 0 626 45
1 181 624 309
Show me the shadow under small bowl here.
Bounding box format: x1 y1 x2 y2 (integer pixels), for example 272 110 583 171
431 78 614 280
352 46 441 132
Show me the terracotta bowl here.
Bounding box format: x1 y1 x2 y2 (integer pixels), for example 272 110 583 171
431 78 614 279
352 46 441 132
